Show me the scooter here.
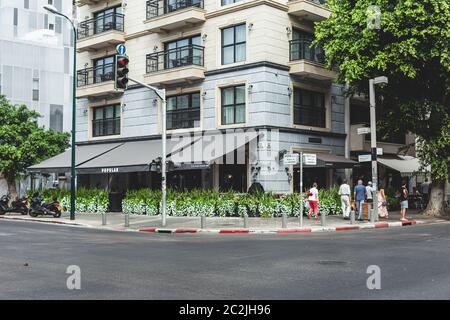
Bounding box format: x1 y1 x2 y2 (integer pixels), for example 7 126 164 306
0 195 30 215
29 195 62 218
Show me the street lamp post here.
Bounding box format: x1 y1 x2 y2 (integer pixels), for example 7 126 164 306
368 76 388 223
44 5 77 221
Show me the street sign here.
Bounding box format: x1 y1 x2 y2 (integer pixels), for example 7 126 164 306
377 148 383 155
283 153 299 165
116 44 126 55
303 153 317 165
358 154 371 162
357 127 371 135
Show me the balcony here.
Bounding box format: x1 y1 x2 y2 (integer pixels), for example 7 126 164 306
76 64 120 98
77 13 125 52
144 44 205 85
144 0 206 33
288 0 331 22
77 0 108 5
288 38 335 80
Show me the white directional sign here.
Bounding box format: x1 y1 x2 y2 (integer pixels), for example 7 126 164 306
303 153 317 165
116 44 126 55
377 148 383 155
358 154 371 162
357 127 371 135
283 153 299 165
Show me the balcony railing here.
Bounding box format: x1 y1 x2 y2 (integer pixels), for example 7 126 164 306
77 12 124 40
146 0 203 19
309 0 327 4
92 118 121 137
167 108 200 130
289 38 325 64
77 64 115 87
146 44 204 73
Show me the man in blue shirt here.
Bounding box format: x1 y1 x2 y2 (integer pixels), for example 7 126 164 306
354 180 367 221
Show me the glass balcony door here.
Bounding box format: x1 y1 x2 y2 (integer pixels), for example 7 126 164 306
164 35 201 69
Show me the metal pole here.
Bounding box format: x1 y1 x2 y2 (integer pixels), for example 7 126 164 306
128 77 166 227
161 90 167 227
369 79 378 223
125 213 130 227
201 216 206 229
299 152 303 227
243 214 248 228
70 22 77 221
102 212 106 226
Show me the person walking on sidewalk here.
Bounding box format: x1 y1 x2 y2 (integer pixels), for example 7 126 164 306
307 182 319 220
338 179 351 220
377 185 389 219
354 180 366 221
366 181 374 205
400 183 409 221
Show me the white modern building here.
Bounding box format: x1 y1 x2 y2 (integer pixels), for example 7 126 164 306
0 0 74 194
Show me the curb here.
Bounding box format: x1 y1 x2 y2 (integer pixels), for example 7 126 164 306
138 220 425 235
0 215 426 235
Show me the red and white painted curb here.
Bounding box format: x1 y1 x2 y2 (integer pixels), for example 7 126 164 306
138 220 424 235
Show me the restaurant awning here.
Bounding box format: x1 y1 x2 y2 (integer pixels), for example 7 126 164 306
378 156 428 177
295 153 357 169
168 131 260 170
76 138 194 174
27 143 122 174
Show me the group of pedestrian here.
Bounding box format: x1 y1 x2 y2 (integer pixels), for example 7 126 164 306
338 179 389 221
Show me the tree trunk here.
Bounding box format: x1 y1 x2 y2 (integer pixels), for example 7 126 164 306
5 175 18 202
423 181 446 217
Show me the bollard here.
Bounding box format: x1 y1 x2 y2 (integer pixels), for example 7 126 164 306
125 213 130 228
243 214 249 228
281 213 287 229
321 213 326 227
201 216 206 229
102 212 107 226
369 208 374 223
350 210 355 225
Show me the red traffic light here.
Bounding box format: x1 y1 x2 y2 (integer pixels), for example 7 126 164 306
117 56 129 66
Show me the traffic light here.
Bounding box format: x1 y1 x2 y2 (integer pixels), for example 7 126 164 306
115 54 129 90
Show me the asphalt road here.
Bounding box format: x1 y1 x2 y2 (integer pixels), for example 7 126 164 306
1 220 450 300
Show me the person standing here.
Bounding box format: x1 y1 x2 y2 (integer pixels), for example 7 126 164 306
307 182 319 220
400 183 409 221
354 180 366 221
377 185 389 219
366 181 374 205
420 178 431 205
338 179 351 220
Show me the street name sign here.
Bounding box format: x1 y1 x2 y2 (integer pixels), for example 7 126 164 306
358 154 371 162
303 153 317 165
283 153 299 165
357 127 371 135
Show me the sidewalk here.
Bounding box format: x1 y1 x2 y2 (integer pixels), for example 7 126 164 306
1 209 447 235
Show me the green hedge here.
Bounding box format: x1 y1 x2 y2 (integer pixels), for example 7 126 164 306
123 188 342 218
28 187 342 217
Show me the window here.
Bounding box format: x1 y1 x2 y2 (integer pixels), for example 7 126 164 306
32 79 39 101
92 105 121 137
94 56 115 84
221 24 246 65
164 35 202 69
24 0 29 9
94 6 123 34
221 0 242 5
290 29 325 64
293 88 326 128
13 8 18 26
50 105 63 132
167 92 200 130
221 85 245 125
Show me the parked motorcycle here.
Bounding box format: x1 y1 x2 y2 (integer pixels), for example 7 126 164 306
29 195 62 218
0 195 30 215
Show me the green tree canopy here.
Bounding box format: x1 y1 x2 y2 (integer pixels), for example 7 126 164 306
314 0 449 214
0 95 70 197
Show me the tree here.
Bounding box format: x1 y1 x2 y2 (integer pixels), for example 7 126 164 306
314 0 450 215
0 95 70 199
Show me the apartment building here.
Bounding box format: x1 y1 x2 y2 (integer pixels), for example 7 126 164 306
30 0 355 198
0 0 74 195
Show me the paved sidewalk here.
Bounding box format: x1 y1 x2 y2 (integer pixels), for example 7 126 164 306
0 209 447 235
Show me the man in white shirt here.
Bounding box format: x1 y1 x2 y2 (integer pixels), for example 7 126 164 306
338 179 351 219
366 181 374 204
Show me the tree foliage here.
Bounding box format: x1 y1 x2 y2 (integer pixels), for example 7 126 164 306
0 95 70 189
314 0 450 182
